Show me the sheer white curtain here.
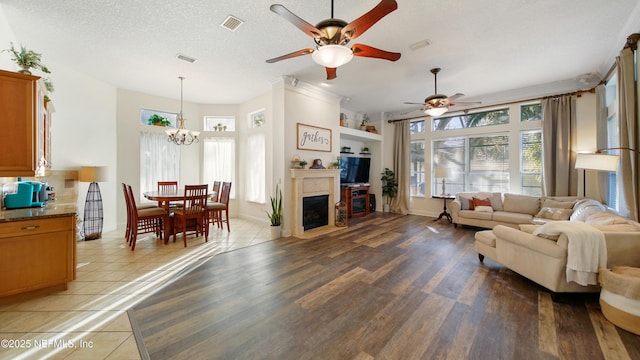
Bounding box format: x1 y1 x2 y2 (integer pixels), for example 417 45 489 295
140 131 180 195
245 134 265 203
203 137 236 198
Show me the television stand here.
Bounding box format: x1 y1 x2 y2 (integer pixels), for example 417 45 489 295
340 184 370 218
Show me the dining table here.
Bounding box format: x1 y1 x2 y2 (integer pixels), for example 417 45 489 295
143 188 216 242
143 188 217 213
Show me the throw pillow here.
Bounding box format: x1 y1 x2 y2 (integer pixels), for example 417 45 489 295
535 207 574 220
459 196 471 210
472 197 492 209
541 199 576 209
474 205 493 213
532 222 563 241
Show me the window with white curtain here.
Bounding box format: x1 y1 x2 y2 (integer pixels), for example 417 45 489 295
140 131 181 195
203 137 236 199
245 134 266 203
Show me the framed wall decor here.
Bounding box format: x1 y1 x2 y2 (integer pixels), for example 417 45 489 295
297 123 332 152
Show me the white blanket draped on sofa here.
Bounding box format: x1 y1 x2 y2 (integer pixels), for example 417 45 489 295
534 221 607 286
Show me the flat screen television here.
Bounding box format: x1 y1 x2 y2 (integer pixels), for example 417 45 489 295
340 157 371 184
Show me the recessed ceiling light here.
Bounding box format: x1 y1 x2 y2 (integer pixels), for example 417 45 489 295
409 39 431 51
221 15 244 32
176 54 197 63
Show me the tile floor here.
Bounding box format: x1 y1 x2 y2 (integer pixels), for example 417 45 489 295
0 218 272 360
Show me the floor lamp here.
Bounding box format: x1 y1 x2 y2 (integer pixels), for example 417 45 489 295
574 153 619 197
79 166 107 240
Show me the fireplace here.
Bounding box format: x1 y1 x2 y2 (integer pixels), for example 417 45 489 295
290 169 341 236
303 195 329 230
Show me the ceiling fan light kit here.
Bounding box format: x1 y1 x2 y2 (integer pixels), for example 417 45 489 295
266 0 401 80
311 44 354 68
405 67 481 117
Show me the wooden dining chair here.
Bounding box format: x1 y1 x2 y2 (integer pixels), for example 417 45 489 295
158 180 181 209
125 184 168 251
207 181 231 232
122 183 158 242
211 181 221 202
172 184 209 247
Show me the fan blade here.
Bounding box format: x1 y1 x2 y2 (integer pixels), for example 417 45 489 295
447 93 465 101
342 0 398 40
326 67 337 80
404 101 426 105
270 4 323 38
451 101 482 106
266 48 314 63
352 44 401 61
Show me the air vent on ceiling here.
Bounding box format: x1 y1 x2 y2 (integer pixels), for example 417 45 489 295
221 15 244 32
176 54 197 63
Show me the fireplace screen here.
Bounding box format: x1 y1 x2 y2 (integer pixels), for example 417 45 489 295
303 195 329 231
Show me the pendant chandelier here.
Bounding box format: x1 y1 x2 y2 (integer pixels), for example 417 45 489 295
166 76 199 145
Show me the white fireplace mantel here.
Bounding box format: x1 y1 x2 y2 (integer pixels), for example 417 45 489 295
290 169 341 236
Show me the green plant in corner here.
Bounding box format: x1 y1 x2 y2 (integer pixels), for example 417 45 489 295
3 42 50 75
266 184 283 226
148 114 171 126
381 167 398 205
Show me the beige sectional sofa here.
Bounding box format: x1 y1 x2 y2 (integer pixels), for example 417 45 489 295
450 192 581 229
465 193 640 293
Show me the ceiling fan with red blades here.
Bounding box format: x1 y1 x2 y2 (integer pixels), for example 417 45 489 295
266 0 401 80
404 68 481 117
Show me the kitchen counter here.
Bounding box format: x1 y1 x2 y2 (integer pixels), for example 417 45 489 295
0 202 77 222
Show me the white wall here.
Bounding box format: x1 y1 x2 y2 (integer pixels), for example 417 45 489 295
237 91 273 224
281 81 342 236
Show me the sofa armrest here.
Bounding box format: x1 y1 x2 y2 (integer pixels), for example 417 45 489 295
450 199 461 222
493 225 566 259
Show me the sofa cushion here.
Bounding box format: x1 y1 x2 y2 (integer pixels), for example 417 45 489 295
570 199 606 222
493 211 534 224
536 207 574 220
459 209 493 220
457 192 503 211
503 193 541 215
541 198 576 209
475 205 494 213
590 223 640 232
585 212 629 225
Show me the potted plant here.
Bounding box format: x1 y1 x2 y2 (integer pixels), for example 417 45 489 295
266 184 283 238
361 146 370 154
359 114 369 130
381 167 398 212
299 160 308 169
148 114 171 126
3 42 50 75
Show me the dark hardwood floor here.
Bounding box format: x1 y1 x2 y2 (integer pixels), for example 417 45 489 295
130 213 640 360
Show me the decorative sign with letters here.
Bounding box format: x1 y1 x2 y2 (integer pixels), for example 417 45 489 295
297 123 332 152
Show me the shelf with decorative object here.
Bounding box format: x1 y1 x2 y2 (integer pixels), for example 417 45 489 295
339 127 382 142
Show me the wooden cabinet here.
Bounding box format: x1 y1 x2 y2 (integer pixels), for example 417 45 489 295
0 69 48 177
340 185 370 218
0 215 76 297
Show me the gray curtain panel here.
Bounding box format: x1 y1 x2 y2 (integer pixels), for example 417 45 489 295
391 120 410 214
542 95 578 197
595 84 609 204
616 43 639 221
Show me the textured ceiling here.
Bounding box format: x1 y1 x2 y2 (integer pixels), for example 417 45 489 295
2 0 640 117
